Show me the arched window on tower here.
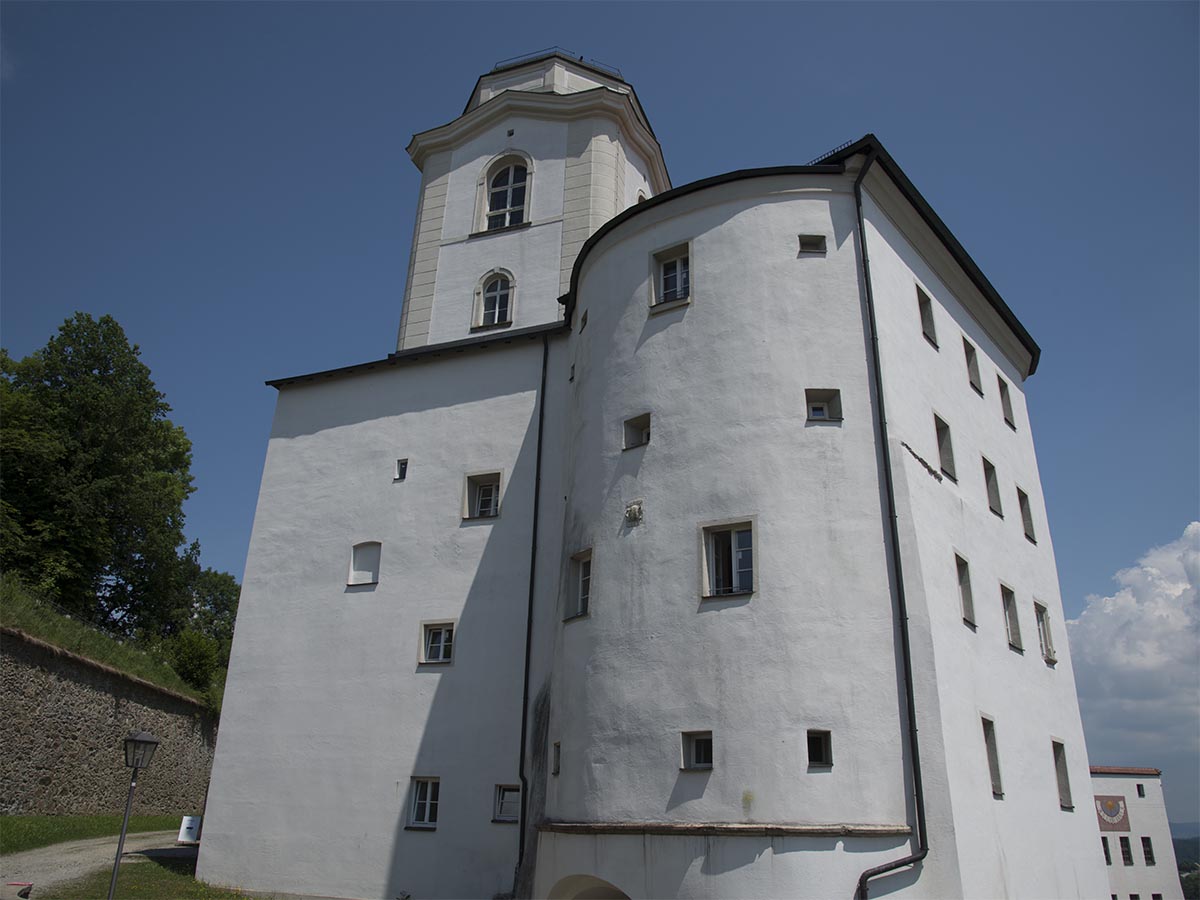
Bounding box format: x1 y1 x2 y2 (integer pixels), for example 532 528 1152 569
487 161 527 230
475 271 514 329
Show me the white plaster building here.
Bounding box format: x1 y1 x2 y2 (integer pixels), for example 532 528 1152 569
197 51 1109 899
1092 766 1183 900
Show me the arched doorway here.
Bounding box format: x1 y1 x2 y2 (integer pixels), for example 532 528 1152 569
547 874 632 900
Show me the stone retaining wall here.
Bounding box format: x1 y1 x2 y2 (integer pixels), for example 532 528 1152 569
0 627 216 815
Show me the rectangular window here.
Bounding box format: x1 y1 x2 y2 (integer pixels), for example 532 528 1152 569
1102 836 1112 866
465 472 501 519
1001 585 1022 650
394 458 409 481
998 375 1016 428
963 338 983 394
682 731 713 770
1017 488 1037 542
918 286 938 347
653 244 690 306
935 415 957 480
1052 741 1073 810
421 623 454 664
1035 603 1055 663
807 730 833 767
1137 783 1145 798
409 778 439 829
1141 836 1155 866
983 457 1003 516
623 413 651 449
703 522 754 597
552 742 561 776
806 388 843 422
1120 836 1133 866
798 234 827 254
566 551 592 620
982 717 1003 798
349 541 382 585
494 785 520 823
956 555 976 625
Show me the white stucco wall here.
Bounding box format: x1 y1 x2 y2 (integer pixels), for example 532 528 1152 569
1092 773 1183 900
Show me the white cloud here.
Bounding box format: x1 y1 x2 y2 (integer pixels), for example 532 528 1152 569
1067 522 1200 824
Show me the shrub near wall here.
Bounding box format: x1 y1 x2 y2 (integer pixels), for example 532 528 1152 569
0 628 216 815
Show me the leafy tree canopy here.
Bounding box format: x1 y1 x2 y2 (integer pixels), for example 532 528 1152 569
1 313 233 638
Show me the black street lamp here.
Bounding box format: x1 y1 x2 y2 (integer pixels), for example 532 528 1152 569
107 731 160 900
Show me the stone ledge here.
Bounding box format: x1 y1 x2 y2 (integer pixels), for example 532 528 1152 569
538 821 912 837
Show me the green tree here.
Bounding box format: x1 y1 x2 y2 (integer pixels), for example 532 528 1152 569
1 313 196 635
166 629 219 690
190 567 241 666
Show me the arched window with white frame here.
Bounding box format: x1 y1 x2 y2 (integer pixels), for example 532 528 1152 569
486 161 528 230
474 269 515 330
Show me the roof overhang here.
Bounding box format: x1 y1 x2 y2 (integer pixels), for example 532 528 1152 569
1089 766 1162 777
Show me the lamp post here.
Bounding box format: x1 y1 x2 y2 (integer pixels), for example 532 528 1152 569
107 731 160 900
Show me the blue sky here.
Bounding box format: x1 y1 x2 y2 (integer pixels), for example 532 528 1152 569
3 3 1197 820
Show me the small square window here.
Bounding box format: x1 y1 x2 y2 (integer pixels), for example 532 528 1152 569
1136 783 1145 798
394 458 409 481
1052 740 1073 810
348 541 381 585
702 521 754 597
918 286 938 347
1035 603 1055 663
997 376 1016 429
1017 488 1037 543
798 234 827 254
805 388 842 422
1001 585 1022 651
807 730 833 767
421 622 455 664
682 731 713 770
956 554 976 625
652 244 690 307
409 777 439 829
935 415 957 481
552 741 561 776
623 413 651 449
963 338 983 395
465 472 501 519
565 551 591 621
983 457 1003 516
982 716 1003 798
493 785 520 823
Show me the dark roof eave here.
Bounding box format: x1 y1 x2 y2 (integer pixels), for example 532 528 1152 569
1089 766 1162 777
818 135 1041 376
266 322 568 389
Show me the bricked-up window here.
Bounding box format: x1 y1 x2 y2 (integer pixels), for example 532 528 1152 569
982 717 1003 798
682 731 713 770
998 375 1016 429
1102 836 1112 865
1141 836 1156 866
1120 836 1134 866
1052 741 1073 810
983 457 1003 516
963 338 983 394
935 415 957 480
1018 488 1037 542
349 541 381 585
409 777 439 829
956 554 976 625
1002 585 1023 651
918 286 938 347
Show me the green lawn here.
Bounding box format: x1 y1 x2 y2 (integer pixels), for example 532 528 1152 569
0 815 182 855
39 851 257 900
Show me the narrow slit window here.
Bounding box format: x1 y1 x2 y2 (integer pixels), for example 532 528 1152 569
1001 585 1023 651
807 730 833 767
552 742 561 776
998 375 1016 428
682 731 713 770
935 414 957 480
1035 603 1055 663
1052 741 1073 810
983 457 1003 516
623 413 651 449
1018 488 1037 542
982 717 1003 798
704 522 754 597
465 472 501 519
1102 836 1112 866
963 338 983 394
798 234 827 254
806 389 842 422
918 286 938 347
394 458 409 481
956 555 976 625
565 551 591 620
1136 783 1145 798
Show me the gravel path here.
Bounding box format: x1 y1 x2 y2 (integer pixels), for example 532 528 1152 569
1 830 181 894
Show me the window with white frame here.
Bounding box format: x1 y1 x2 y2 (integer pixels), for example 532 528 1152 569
465 472 501 519
956 554 976 625
565 550 591 620
1017 487 1037 543
1035 602 1055 663
1001 585 1022 651
702 521 753 597
394 458 409 482
493 785 520 823
982 716 1003 798
963 337 983 395
486 161 527 230
477 274 513 328
682 731 713 770
420 622 454 664
918 285 938 347
983 457 1003 516
935 415 957 480
653 244 690 306
348 541 381 585
1052 740 1073 810
806 388 842 422
623 413 651 449
409 777 439 828
998 375 1016 429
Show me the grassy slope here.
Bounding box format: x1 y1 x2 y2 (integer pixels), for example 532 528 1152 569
40 852 256 900
0 576 203 703
0 815 183 855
